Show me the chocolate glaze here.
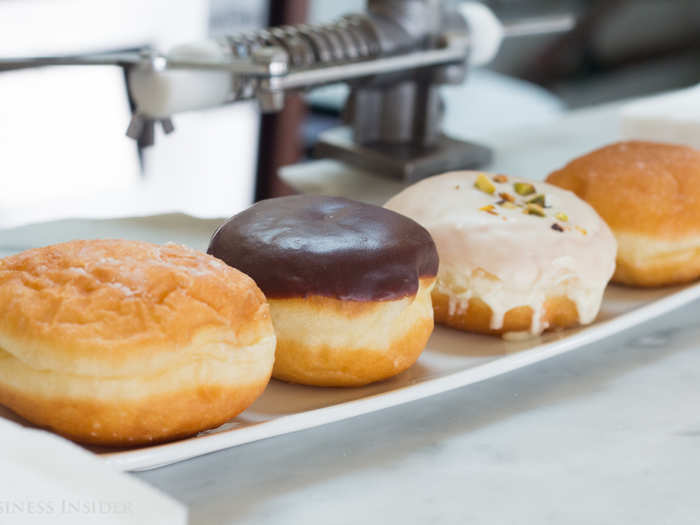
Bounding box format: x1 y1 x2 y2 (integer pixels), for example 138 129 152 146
208 195 438 301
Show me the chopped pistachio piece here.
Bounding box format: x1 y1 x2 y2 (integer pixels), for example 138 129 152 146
524 203 546 217
513 182 536 196
497 200 518 209
493 174 508 183
479 204 498 215
499 192 515 202
526 194 546 207
474 173 495 194
555 212 568 222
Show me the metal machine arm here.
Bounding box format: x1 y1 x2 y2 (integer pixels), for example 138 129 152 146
0 1 574 180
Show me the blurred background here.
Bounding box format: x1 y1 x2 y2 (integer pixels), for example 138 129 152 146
1 0 700 226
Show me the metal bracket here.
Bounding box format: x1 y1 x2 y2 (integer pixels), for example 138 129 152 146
314 127 492 182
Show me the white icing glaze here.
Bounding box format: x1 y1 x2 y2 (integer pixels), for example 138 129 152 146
385 171 617 335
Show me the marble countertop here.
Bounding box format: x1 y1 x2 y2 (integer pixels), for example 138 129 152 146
2 102 698 524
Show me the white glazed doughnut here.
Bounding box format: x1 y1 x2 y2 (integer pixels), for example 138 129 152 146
385 171 617 336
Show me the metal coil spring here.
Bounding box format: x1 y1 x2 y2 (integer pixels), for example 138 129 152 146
221 15 382 98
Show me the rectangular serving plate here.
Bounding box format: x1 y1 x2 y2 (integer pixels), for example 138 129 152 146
3 217 700 472
67 282 700 471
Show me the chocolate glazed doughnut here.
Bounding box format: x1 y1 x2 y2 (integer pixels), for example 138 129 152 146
208 195 439 386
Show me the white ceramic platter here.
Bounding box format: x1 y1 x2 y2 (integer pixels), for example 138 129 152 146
2 216 700 472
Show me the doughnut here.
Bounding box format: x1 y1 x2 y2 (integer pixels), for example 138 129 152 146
547 141 700 287
208 195 438 387
0 240 275 446
385 171 616 336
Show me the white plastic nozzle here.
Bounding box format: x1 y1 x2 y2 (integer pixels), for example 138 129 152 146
128 41 233 119
457 2 504 67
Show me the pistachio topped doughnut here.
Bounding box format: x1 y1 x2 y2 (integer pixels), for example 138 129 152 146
385 171 616 337
208 195 438 386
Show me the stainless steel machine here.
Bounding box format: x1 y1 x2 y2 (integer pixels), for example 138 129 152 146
1 1 573 182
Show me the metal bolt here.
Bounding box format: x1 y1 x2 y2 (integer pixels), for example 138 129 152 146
252 46 289 76
251 46 288 113
138 48 168 72
126 114 145 140
160 118 175 134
